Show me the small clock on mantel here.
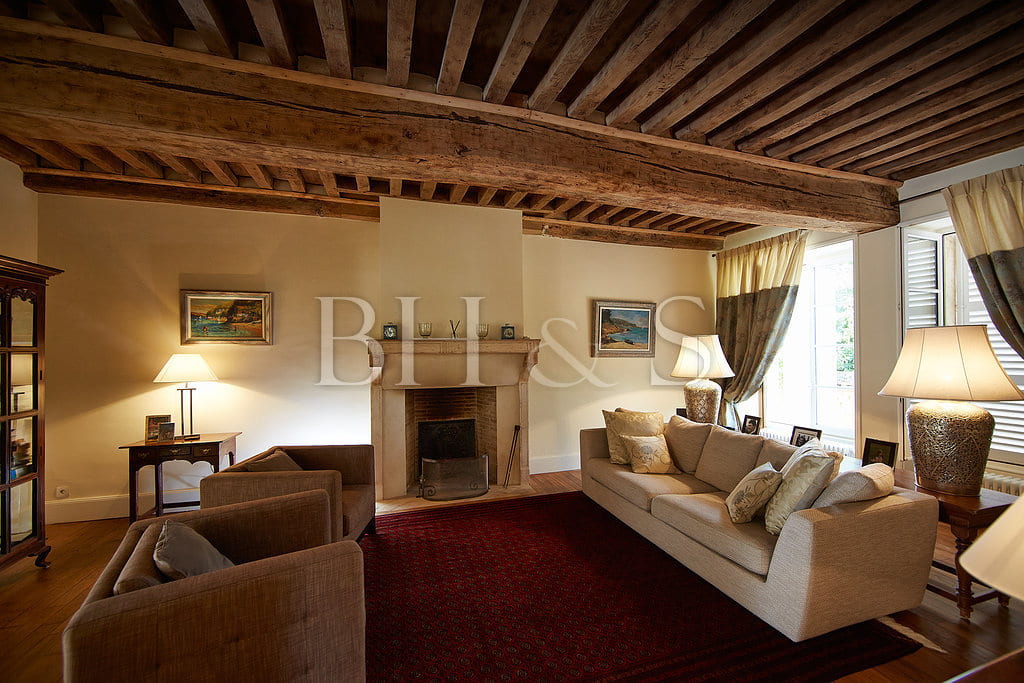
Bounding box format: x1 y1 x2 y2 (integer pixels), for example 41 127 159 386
382 322 399 340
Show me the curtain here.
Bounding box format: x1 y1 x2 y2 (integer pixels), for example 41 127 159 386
716 231 808 426
942 165 1024 359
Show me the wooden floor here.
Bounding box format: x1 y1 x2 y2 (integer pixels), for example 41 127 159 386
1 470 1020 682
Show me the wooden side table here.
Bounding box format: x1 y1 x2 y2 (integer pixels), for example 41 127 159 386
120 432 240 522
894 469 1017 620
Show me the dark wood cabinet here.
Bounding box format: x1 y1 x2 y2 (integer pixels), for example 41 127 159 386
0 255 62 570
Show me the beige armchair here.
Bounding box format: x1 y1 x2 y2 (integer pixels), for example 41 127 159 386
63 490 365 683
200 444 376 542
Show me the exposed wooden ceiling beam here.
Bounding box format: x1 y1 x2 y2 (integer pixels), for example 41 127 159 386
355 174 370 192
549 197 580 218
178 0 235 59
245 0 295 69
716 0 982 149
742 1 1020 153
675 0 917 139
386 0 416 88
449 182 469 203
527 0 627 112
887 128 1024 181
436 0 483 96
477 187 497 205
45 0 102 32
567 0 697 120
150 152 202 182
522 216 724 250
312 0 352 79
64 142 122 173
504 190 527 208
108 147 162 177
531 194 556 211
0 19 900 232
567 201 599 221
482 0 558 104
607 0 774 128
389 178 402 196
279 166 305 193
610 208 646 226
198 157 237 185
0 133 37 166
12 136 80 169
109 0 172 45
319 169 338 195
243 161 274 189
419 180 436 200
631 211 670 228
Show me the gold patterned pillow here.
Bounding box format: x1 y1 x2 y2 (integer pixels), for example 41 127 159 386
620 434 680 474
602 409 665 465
725 462 783 523
764 452 836 535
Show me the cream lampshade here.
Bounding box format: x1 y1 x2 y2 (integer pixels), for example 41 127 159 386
879 325 1024 496
670 335 735 424
961 495 1024 600
154 354 218 440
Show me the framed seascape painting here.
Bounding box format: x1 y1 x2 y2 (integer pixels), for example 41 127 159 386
181 290 273 344
592 300 656 358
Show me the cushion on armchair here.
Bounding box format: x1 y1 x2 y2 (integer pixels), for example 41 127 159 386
154 520 235 580
243 448 303 472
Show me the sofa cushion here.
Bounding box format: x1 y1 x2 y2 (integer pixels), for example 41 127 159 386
243 448 303 472
663 415 713 473
113 523 166 595
694 427 764 492
813 464 894 508
154 520 235 580
755 439 797 471
603 410 665 465
341 484 375 536
622 434 680 474
764 448 836 535
725 462 783 523
587 458 716 511
779 439 842 481
651 493 779 576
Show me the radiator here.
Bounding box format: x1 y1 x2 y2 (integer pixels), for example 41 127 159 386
761 430 855 459
983 473 1024 496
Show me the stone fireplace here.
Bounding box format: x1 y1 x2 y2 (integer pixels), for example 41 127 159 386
369 339 540 499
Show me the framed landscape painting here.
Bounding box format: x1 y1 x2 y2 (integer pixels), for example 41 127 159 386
181 290 273 344
592 300 656 358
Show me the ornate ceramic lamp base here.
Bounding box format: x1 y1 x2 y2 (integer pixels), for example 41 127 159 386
684 378 721 424
908 400 994 497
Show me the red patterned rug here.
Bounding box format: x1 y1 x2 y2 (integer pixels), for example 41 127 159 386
361 492 919 681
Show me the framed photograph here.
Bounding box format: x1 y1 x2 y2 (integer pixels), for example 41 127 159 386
591 300 656 358
675 407 687 418
741 415 761 435
157 422 176 442
145 414 172 442
181 290 272 344
790 426 822 447
862 438 898 468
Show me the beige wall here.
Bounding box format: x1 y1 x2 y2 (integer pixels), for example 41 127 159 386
523 235 715 472
0 159 39 262
39 195 379 521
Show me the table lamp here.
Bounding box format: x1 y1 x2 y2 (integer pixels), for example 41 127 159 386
670 335 735 424
879 325 1024 496
154 354 218 440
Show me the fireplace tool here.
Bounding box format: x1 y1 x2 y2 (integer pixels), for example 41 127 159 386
502 424 521 488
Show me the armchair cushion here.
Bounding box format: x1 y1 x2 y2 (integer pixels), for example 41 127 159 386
154 520 235 580
243 448 302 472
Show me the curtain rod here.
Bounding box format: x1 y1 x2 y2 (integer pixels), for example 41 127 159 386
898 188 944 204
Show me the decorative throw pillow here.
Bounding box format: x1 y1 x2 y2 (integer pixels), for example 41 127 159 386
725 462 783 524
663 415 713 473
812 463 895 508
621 434 680 474
153 520 235 581
243 448 302 472
764 450 836 535
602 410 664 465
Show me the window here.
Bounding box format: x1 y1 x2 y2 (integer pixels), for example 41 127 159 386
762 240 855 446
901 220 1024 467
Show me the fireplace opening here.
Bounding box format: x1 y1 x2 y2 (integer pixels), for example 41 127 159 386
417 418 488 501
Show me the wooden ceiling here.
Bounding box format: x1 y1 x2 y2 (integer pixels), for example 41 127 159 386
0 0 1021 250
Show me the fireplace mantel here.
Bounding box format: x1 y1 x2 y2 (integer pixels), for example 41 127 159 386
368 338 540 389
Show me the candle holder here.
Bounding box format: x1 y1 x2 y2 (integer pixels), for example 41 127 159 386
476 324 489 339
418 322 432 338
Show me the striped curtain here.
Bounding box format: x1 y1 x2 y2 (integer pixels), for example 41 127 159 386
716 231 807 426
942 166 1024 359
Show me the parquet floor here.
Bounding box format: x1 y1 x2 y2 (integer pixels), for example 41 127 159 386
0 470 1020 682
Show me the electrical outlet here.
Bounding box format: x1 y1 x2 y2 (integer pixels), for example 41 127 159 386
55 486 70 499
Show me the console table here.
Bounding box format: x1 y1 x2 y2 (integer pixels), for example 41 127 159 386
894 469 1016 620
120 432 240 522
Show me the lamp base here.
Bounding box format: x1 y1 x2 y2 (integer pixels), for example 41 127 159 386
908 400 994 497
684 378 721 424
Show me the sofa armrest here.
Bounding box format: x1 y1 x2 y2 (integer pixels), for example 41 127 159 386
200 471 344 547
64 540 365 682
281 445 375 485
767 490 938 639
580 428 610 467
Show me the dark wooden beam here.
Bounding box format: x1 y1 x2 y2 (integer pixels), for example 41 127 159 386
436 0 483 96
279 166 305 193
198 157 237 185
319 169 338 195
355 174 370 192
567 0 697 119
0 19 900 232
245 0 295 69
0 133 37 166
522 216 723 250
64 143 122 173
504 190 527 208
888 127 1024 181
483 0 558 104
178 0 235 59
477 187 497 205
11 136 80 170
527 0 627 112
45 0 102 32
389 178 402 196
386 0 416 88
150 152 202 182
108 147 162 177
449 182 469 203
312 0 352 79
109 0 172 45
419 180 436 199
243 161 274 189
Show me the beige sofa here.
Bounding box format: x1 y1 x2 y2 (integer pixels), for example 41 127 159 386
580 425 939 642
63 491 366 682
